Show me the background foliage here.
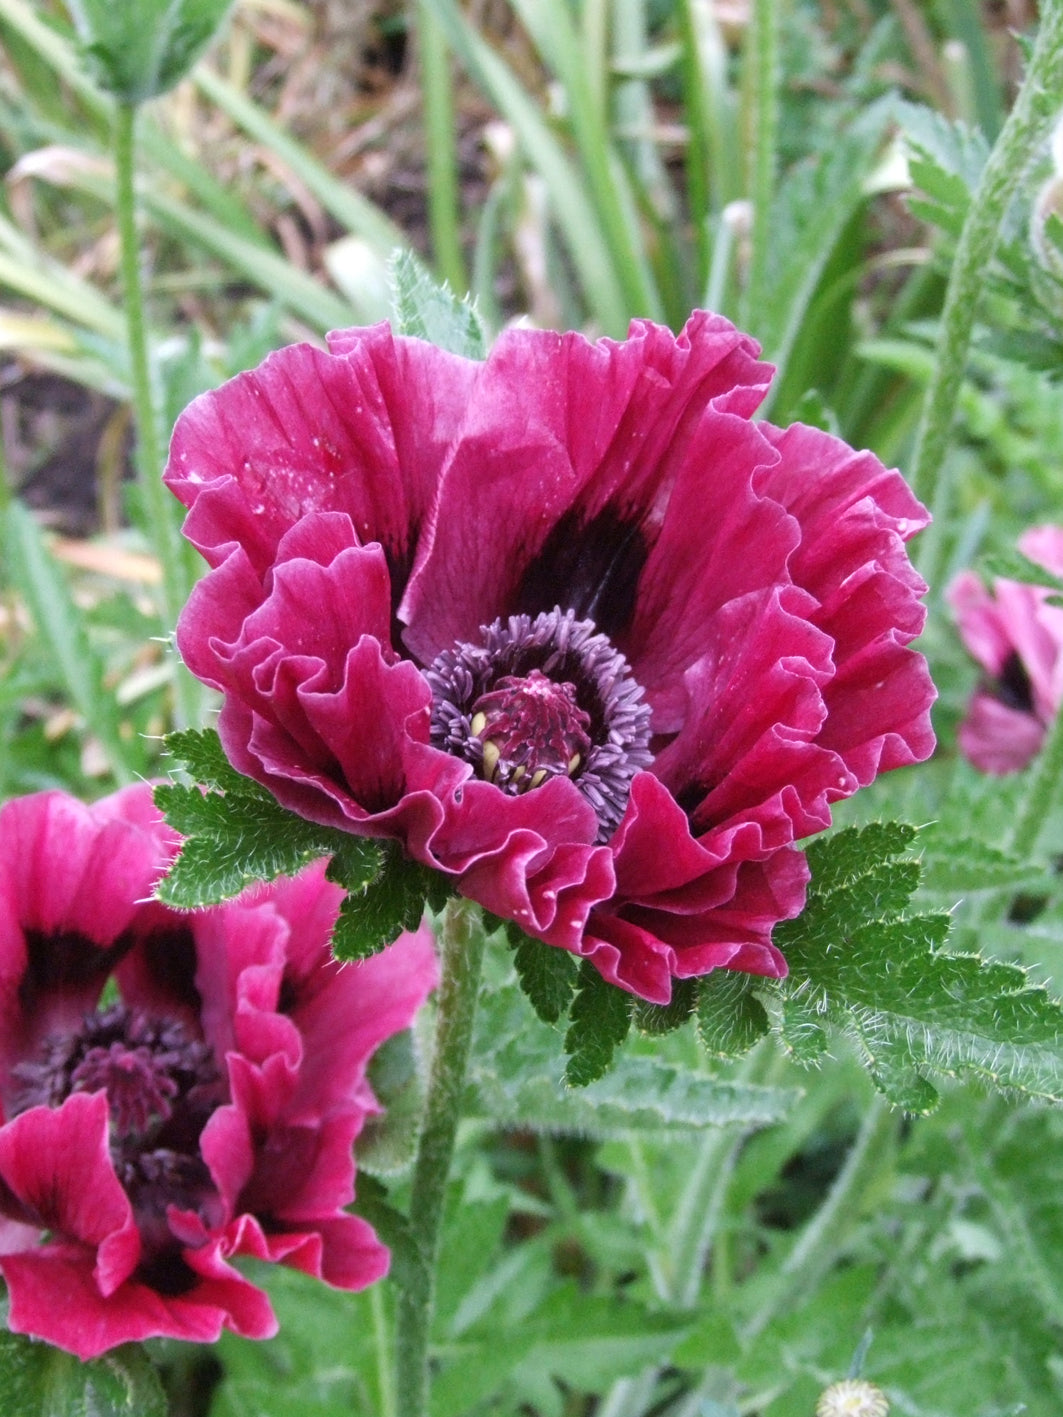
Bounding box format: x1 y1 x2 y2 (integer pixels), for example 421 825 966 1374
0 1 1062 1414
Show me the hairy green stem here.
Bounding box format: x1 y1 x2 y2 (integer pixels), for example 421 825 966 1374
370 1283 396 1417
114 101 199 729
395 898 486 1417
911 0 1063 587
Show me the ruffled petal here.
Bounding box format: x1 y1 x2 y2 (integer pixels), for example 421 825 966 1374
1 1241 275 1358
653 586 841 850
164 313 934 1003
402 311 772 661
756 423 935 778
0 1094 140 1293
581 775 805 1001
285 922 438 1118
626 413 795 718
0 789 174 1075
165 325 479 581
221 1209 389 1290
583 850 803 1003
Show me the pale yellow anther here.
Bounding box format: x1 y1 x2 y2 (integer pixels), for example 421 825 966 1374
512 764 527 784
529 768 547 789
470 711 487 738
567 753 581 776
482 740 500 781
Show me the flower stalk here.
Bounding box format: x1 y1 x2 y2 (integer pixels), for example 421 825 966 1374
395 897 487 1417
911 0 1063 589
113 100 198 728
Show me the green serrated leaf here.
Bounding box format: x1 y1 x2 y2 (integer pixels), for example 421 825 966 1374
153 832 261 908
803 821 916 895
511 932 578 1025
563 963 632 1087
155 730 387 909
152 780 220 836
633 976 697 1036
68 0 233 102
778 988 830 1064
162 726 245 792
863 1036 940 1113
389 249 486 359
153 783 338 907
695 970 770 1057
896 99 990 197
796 858 922 948
325 836 388 896
330 846 449 962
906 171 970 237
778 824 1063 1107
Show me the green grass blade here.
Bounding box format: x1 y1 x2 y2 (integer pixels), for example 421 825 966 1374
507 0 662 319
0 211 124 338
611 0 675 220
140 182 357 330
740 0 780 325
4 501 135 782
679 0 741 300
933 0 1004 138
416 1 467 292
754 113 887 416
429 0 630 334
10 151 357 333
581 0 609 123
192 63 408 260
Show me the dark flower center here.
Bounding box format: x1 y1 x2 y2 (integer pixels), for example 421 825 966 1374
11 1002 225 1284
994 650 1035 714
426 607 653 840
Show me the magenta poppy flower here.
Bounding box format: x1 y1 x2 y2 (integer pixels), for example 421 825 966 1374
165 312 935 1005
948 525 1063 773
0 784 436 1360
